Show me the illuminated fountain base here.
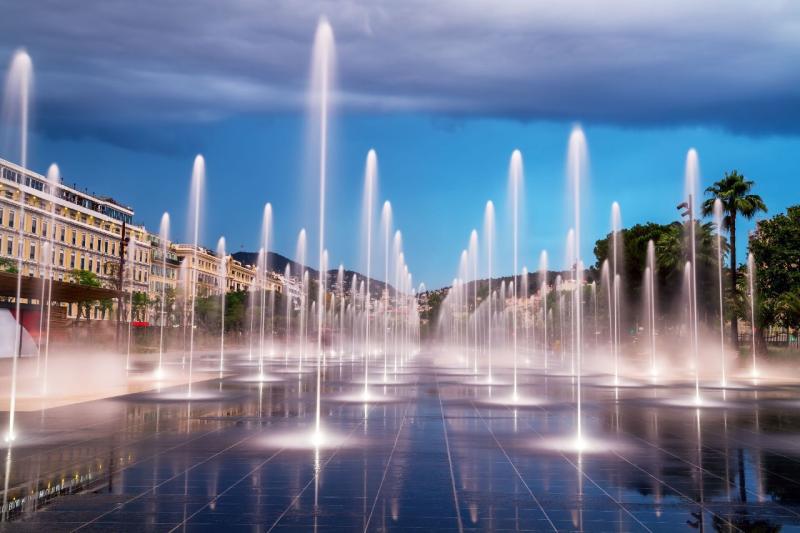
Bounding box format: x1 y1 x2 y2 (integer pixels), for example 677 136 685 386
532 433 630 455
259 426 356 451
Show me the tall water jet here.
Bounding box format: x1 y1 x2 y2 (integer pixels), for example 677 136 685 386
3 48 32 443
295 229 307 369
539 251 549 372
590 280 598 352
483 201 495 381
469 230 479 373
337 264 345 357
187 154 205 399
713 199 727 386
315 249 328 439
310 18 335 379
36 165 60 374
567 125 587 447
610 202 622 385
216 237 226 374
156 212 170 378
259 204 273 378
361 149 377 398
284 263 292 366
747 252 758 378
392 231 403 372
646 240 657 378
125 235 137 371
458 251 469 361
682 149 701 404
565 229 576 376
508 150 524 400
41 163 60 395
381 201 392 378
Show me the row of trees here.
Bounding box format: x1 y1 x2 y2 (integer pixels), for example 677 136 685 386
594 169 799 352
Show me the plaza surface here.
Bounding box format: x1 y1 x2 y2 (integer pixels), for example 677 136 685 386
1 353 799 532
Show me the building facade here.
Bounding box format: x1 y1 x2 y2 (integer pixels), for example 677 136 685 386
0 157 295 327
0 158 150 320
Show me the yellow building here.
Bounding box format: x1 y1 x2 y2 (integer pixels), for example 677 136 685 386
172 244 280 296
0 157 150 320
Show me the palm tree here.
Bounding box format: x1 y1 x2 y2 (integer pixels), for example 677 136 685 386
702 170 767 347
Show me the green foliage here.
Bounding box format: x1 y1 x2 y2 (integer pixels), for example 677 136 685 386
131 291 149 321
701 170 767 228
593 220 726 323
0 257 18 274
749 205 800 331
67 269 102 321
224 290 247 332
68 268 101 287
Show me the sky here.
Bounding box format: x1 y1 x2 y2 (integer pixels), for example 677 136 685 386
2 0 799 289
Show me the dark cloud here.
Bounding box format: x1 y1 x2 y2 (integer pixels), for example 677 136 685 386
3 0 799 152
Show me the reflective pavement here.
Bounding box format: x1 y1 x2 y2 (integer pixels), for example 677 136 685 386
1 353 799 531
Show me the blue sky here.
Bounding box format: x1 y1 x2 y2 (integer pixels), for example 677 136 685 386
3 1 799 288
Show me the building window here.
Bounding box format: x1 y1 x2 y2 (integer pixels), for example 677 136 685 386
60 226 65 242
104 240 108 254
31 217 37 235
0 206 4 226
70 252 75 269
8 210 15 229
7 237 13 256
71 231 76 245
59 250 64 266
80 256 85 270
88 258 93 272
42 221 48 238
81 233 86 248
29 242 36 261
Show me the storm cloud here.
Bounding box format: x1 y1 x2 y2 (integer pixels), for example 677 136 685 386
4 0 799 152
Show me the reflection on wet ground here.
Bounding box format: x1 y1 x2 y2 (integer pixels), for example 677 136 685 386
1 352 799 531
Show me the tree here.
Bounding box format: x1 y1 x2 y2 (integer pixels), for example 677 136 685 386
748 205 800 335
68 269 102 321
131 291 149 321
702 170 767 347
0 257 18 274
593 220 726 328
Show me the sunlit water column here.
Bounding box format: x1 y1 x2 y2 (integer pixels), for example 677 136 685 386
646 239 657 378
508 150 523 400
469 230 479 373
483 201 495 382
259 204 273 378
125 236 137 370
361 150 377 396
4 49 32 443
539 251 548 372
611 201 622 385
748 252 758 378
216 237 226 374
683 149 701 404
187 154 205 399
381 201 392 380
310 18 334 445
567 125 587 446
156 212 170 378
41 164 61 395
713 199 727 386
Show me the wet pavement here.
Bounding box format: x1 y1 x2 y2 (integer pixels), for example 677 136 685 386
1 352 799 532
